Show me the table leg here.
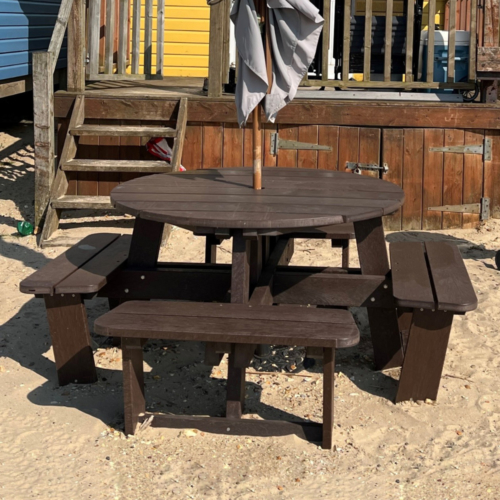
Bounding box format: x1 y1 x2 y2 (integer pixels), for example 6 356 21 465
128 217 164 267
354 217 403 370
226 230 251 418
44 294 98 386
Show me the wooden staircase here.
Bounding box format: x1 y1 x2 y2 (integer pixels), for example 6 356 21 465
40 96 188 247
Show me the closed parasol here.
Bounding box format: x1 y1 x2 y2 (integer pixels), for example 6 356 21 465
230 0 324 189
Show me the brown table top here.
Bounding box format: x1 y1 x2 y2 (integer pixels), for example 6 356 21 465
111 168 405 230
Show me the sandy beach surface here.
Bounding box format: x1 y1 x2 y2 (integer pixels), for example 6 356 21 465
1 124 500 500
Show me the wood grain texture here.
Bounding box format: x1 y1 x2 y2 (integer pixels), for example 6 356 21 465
297 125 319 169
382 128 404 230
422 129 444 230
338 127 359 172
402 129 424 230
182 123 203 171
318 126 339 170
277 126 298 167
358 128 381 178
463 129 484 228
223 124 243 168
203 124 223 168
442 129 465 228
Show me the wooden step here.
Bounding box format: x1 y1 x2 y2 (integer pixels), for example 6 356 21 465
51 195 114 210
62 159 172 173
70 125 176 138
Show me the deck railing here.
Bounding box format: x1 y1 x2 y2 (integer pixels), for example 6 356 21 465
87 0 166 80
207 0 484 96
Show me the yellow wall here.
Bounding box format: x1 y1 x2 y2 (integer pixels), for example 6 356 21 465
131 0 210 77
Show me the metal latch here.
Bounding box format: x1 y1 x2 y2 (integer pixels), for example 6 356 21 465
269 133 332 156
429 138 492 161
428 197 490 221
346 162 389 175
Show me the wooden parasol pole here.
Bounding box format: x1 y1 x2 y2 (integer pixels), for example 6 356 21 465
252 0 272 190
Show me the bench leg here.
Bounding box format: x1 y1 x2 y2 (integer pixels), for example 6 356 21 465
44 294 97 386
205 235 220 264
395 310 453 403
322 347 335 450
226 344 246 419
397 307 414 355
341 240 350 269
122 338 146 435
354 218 403 370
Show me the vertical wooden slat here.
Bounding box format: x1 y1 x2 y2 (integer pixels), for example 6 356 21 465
358 128 380 178
222 0 231 85
318 126 339 171
484 131 500 220
484 0 500 47
363 0 373 81
223 124 244 168
208 0 225 97
342 0 352 82
384 0 394 82
182 123 203 171
422 129 445 230
462 129 484 228
427 0 436 82
76 118 99 197
297 126 319 169
157 0 165 76
202 124 223 168
67 0 85 92
442 129 465 229
382 129 404 231
469 0 477 82
338 127 359 172
405 0 415 82
402 128 424 230
117 0 128 74
144 0 153 75
277 126 298 167
104 0 115 74
448 0 456 82
131 0 140 74
88 0 101 76
243 127 254 167
322 0 331 80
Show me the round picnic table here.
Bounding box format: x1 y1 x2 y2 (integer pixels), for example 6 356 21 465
111 167 404 231
111 167 405 416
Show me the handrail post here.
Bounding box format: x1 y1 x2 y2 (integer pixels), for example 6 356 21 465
67 0 85 92
33 52 55 231
208 0 225 97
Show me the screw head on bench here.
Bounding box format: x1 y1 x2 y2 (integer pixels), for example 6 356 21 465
370 297 375 302
141 275 145 280
383 284 388 289
124 289 129 293
420 308 424 312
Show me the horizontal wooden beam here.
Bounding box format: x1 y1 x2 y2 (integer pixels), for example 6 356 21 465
273 269 395 308
54 94 500 130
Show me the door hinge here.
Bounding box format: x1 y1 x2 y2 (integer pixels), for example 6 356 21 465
270 133 332 156
429 138 492 161
346 162 389 175
428 197 490 221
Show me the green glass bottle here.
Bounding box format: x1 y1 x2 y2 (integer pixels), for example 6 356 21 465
17 221 34 236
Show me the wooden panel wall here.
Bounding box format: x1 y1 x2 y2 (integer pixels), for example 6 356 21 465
68 121 492 230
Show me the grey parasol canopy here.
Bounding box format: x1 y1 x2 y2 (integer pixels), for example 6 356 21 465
230 0 324 127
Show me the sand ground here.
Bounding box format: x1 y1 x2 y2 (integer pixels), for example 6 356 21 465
1 121 500 500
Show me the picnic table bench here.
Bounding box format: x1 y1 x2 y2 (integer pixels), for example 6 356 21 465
95 301 360 449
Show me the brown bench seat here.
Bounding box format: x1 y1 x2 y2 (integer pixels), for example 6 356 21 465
94 301 360 449
20 233 132 385
390 241 477 403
